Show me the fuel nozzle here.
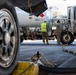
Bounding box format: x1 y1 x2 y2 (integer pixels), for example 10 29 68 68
31 51 41 62
36 51 41 60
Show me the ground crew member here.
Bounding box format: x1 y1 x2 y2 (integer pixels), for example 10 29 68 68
40 21 49 44
56 20 62 45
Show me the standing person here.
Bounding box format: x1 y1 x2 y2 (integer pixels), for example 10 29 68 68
56 20 62 45
40 21 49 44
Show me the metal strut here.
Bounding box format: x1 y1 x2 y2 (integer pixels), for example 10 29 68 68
28 0 32 15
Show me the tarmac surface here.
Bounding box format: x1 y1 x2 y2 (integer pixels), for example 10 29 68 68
18 39 76 75
19 39 76 67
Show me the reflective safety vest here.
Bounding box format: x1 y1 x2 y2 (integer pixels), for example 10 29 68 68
40 23 47 32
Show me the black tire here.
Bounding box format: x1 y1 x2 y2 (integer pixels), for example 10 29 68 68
20 36 24 43
0 0 20 75
60 31 74 45
23 33 27 40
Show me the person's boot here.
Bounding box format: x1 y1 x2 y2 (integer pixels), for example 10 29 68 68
57 43 60 45
46 42 49 45
43 41 45 44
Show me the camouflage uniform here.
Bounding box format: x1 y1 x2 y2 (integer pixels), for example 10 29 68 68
56 20 62 45
42 32 48 44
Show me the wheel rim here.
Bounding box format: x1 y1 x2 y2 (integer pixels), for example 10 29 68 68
0 9 17 68
62 34 71 43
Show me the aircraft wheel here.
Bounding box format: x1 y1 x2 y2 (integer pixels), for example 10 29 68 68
0 0 20 75
60 31 74 45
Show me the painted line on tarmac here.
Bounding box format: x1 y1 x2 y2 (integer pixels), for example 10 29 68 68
59 56 75 67
20 47 41 51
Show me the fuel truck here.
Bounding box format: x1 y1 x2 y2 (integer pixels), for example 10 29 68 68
16 6 76 45
60 6 76 45
15 7 56 42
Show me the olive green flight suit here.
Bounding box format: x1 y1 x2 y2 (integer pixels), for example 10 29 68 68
56 23 62 45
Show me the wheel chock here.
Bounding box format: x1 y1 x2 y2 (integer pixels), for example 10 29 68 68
12 61 39 75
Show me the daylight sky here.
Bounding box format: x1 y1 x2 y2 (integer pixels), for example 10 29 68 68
46 0 76 15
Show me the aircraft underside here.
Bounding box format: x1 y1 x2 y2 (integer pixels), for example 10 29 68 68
12 0 47 16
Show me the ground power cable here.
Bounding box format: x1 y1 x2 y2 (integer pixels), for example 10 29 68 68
62 44 76 55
